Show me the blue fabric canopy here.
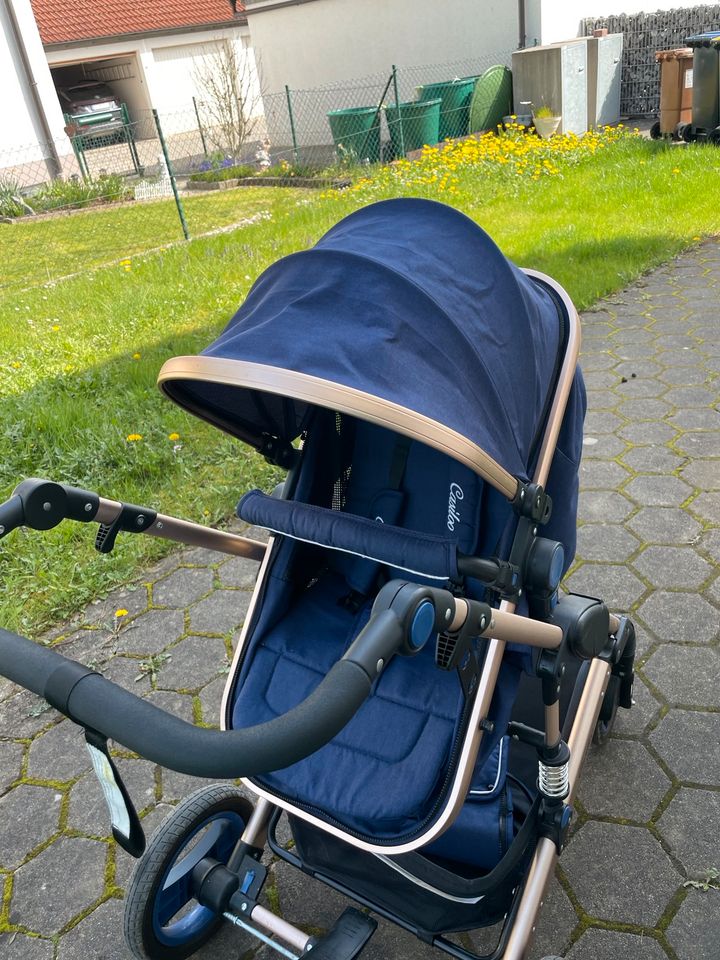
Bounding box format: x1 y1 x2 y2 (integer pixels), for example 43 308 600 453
164 198 567 482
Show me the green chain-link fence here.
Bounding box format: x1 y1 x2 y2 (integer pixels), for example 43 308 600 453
1 50 516 290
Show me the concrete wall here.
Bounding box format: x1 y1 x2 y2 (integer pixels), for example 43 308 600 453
245 0 519 93
539 0 720 45
0 0 69 163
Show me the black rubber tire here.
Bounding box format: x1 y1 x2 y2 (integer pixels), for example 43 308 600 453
708 127 720 146
649 120 662 140
593 674 621 746
680 123 694 143
124 784 254 960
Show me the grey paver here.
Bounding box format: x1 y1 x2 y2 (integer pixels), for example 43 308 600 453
666 888 720 960
0 784 61 869
577 740 670 821
575 523 639 562
577 490 634 523
680 458 720 490
565 563 646 611
155 635 227 690
188 589 250 635
217 553 261 588
643 646 720 707
636 591 719 645
10 836 107 935
561 822 680 926
0 933 55 959
621 445 684 474
657 788 720 876
626 507 701 545
27 720 90 782
625 475 693 508
116 608 185 655
0 739 24 793
152 566 215 608
67 758 156 834
650 710 720 784
688 491 720 524
565 929 669 960
632 546 713 590
56 898 130 960
612 674 662 736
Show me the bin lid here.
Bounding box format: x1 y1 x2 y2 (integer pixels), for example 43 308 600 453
655 47 693 62
685 32 720 47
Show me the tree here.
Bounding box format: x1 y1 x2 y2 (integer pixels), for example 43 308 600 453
193 38 264 160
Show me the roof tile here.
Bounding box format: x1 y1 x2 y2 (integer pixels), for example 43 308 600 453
31 0 244 46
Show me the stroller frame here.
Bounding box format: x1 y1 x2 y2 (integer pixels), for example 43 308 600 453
0 229 636 960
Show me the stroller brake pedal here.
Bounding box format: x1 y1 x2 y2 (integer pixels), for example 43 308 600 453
309 907 377 959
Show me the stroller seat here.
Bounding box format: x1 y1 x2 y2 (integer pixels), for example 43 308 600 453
230 415 522 860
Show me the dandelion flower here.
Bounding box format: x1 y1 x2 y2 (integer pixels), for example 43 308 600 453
132 352 141 360
51 325 60 332
126 433 143 442
672 167 680 174
168 432 180 441
10 361 21 369
115 608 128 617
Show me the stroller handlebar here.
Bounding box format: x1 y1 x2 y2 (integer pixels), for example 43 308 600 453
0 585 448 779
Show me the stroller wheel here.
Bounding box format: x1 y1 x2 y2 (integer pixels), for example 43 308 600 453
592 674 621 746
124 784 254 960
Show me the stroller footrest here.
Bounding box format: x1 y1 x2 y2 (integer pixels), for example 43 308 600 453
310 907 377 959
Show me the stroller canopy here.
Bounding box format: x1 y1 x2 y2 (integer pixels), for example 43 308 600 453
159 199 568 495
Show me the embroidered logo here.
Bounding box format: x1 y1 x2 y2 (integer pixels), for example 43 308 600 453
447 483 464 531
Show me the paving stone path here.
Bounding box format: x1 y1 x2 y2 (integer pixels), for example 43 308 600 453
1 242 719 959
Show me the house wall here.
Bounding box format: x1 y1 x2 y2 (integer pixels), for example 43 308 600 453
539 0 719 44
0 0 69 162
245 0 519 93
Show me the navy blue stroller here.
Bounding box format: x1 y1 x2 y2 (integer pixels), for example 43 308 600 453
0 199 635 959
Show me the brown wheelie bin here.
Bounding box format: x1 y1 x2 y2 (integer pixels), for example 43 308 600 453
652 47 693 139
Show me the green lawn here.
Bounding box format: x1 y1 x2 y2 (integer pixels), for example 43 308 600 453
1 134 719 636
0 188 303 295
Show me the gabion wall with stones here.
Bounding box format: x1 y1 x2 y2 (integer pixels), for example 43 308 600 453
584 5 720 117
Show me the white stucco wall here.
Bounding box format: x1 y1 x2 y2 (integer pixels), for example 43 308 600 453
0 0 69 162
540 0 720 45
246 0 519 93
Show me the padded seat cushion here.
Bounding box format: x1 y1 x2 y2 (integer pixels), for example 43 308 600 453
232 570 466 839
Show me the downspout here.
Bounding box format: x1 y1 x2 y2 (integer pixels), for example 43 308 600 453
2 0 62 178
517 0 526 49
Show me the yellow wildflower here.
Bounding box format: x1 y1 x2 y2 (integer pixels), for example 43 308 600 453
132 352 141 360
115 608 128 617
126 433 143 442
168 432 180 441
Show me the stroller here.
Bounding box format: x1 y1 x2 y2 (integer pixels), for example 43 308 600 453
0 199 635 960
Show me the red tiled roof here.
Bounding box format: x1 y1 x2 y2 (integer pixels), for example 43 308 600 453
31 0 245 46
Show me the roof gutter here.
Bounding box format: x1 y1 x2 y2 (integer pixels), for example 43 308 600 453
1 0 61 178
244 0 319 15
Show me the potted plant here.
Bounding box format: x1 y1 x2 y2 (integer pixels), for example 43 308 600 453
532 103 562 139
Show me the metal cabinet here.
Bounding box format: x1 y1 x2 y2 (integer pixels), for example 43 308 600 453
512 35 623 134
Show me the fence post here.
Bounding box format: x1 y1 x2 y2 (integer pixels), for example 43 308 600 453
285 85 300 165
192 97 209 157
152 108 189 241
392 64 405 157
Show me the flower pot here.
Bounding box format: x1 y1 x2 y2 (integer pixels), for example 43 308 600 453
533 115 561 139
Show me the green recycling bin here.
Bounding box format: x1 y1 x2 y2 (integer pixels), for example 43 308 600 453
327 106 381 163
417 78 478 140
385 98 441 156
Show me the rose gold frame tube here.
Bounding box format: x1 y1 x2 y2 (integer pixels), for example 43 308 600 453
249 905 312 953
501 657 611 960
94 497 267 562
480 609 562 649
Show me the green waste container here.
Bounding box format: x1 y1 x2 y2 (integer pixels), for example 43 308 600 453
385 98 441 156
417 78 478 140
327 106 381 163
469 65 513 134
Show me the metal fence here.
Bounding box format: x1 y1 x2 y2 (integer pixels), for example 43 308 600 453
583 4 720 117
